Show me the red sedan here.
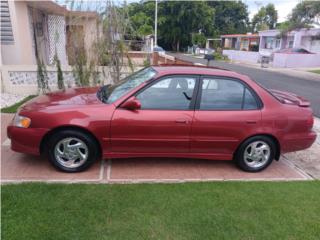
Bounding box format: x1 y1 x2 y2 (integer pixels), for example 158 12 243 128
7 66 316 172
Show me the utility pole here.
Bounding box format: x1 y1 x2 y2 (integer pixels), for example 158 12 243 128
154 0 158 48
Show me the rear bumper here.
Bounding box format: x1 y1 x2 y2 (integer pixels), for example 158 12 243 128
281 131 317 153
7 126 49 155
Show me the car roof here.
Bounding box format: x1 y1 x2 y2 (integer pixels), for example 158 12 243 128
151 65 247 79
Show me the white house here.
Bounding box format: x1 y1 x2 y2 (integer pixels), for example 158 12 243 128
259 28 320 54
1 0 101 94
222 28 320 68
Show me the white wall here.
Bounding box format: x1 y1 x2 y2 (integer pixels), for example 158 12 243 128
222 50 260 63
1 65 137 94
273 53 320 68
1 1 34 65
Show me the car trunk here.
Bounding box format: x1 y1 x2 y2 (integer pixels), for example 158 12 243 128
269 89 310 107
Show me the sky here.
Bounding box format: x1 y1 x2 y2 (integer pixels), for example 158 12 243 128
243 0 300 22
57 0 301 23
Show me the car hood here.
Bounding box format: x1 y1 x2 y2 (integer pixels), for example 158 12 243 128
269 89 310 107
20 87 102 111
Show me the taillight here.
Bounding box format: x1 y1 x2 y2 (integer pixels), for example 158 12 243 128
306 116 314 130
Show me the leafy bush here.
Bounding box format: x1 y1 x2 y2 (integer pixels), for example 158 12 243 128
213 52 229 61
250 45 259 52
192 33 206 48
212 48 229 61
36 59 50 94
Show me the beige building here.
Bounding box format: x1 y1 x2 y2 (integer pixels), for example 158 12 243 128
1 0 100 65
1 0 100 94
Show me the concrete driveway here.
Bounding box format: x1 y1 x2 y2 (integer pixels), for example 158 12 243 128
1 113 312 183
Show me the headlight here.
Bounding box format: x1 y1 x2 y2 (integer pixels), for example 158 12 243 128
13 114 31 128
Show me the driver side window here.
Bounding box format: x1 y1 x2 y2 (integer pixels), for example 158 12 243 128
136 76 196 110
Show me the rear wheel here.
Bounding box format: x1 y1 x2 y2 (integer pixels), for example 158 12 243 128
47 130 99 172
235 136 276 172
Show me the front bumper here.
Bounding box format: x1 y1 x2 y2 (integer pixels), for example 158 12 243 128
281 130 317 153
7 126 49 155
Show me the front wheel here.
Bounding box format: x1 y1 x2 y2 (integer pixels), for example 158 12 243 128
47 130 99 172
235 136 276 172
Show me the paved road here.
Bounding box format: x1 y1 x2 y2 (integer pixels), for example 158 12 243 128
169 53 320 117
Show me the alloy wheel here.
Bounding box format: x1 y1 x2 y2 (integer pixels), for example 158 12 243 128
54 137 89 168
243 141 271 169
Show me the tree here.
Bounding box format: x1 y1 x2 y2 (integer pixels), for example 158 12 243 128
158 1 215 51
207 1 249 36
127 1 215 51
132 13 153 36
128 3 154 37
127 1 253 51
191 33 206 47
252 3 278 32
101 0 134 82
288 1 320 29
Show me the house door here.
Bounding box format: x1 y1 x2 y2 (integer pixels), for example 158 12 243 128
66 25 85 65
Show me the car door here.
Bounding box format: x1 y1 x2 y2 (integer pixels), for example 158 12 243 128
110 75 199 153
190 76 262 158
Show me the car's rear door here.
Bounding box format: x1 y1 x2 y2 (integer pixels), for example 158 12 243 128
190 76 262 159
110 75 199 153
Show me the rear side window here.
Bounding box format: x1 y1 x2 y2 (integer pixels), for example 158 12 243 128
199 78 259 110
243 88 258 109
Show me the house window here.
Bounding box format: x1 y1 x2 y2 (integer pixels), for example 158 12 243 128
265 37 274 49
0 0 14 44
241 39 249 51
288 40 294 48
265 37 280 49
311 39 320 53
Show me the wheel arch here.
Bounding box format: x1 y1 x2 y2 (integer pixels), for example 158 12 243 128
40 125 102 157
235 133 281 161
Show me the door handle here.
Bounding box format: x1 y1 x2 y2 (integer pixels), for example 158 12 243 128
175 119 188 124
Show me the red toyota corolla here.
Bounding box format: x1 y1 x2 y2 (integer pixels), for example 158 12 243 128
7 66 316 173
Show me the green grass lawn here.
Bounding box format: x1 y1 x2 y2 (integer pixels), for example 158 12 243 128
309 69 320 74
1 95 37 113
2 182 320 240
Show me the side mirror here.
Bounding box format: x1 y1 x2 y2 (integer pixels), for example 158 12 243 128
121 97 141 110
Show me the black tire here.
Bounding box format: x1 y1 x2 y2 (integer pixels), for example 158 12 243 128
46 129 99 172
235 135 276 172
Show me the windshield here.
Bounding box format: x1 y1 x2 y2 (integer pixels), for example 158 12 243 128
97 67 157 104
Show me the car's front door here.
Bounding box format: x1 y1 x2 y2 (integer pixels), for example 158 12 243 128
110 75 199 153
190 76 262 159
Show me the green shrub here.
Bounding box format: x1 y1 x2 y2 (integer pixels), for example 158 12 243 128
213 52 229 61
54 53 65 90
